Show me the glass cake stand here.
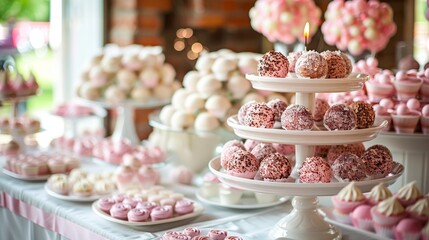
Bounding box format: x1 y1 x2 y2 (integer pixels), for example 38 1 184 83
209 73 404 240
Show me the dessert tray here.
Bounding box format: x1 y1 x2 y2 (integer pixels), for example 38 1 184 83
2 168 50 181
195 190 290 209
227 115 388 145
92 199 204 227
44 184 110 202
246 73 369 93
320 207 387 240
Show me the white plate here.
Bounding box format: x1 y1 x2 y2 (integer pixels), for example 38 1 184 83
321 207 388 240
227 115 388 145
246 73 369 93
209 157 404 196
92 199 204 226
79 98 170 109
195 190 290 209
44 184 110 202
2 168 50 181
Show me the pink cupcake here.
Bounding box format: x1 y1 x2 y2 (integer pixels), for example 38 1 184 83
395 181 422 207
419 69 429 100
366 183 393 206
391 103 421 134
331 182 366 224
421 105 429 135
127 208 150 222
110 203 131 220
351 205 373 231
406 198 429 223
394 218 424 240
372 104 392 132
394 70 423 101
365 72 395 103
114 166 136 192
371 197 406 238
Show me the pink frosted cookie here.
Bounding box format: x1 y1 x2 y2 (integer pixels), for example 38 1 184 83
243 103 275 128
320 50 348 78
259 152 292 182
332 153 367 181
299 156 332 183
250 143 276 163
225 149 259 179
323 104 357 131
122 197 138 208
207 230 228 240
258 51 289 78
110 203 131 220
127 208 150 222
295 50 328 79
150 206 173 221
281 104 314 130
360 147 393 178
349 101 375 129
287 51 303 73
183 227 201 238
136 201 158 212
267 98 288 122
98 197 116 213
174 199 194 215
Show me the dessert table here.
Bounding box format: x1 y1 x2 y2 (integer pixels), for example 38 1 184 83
0 157 379 240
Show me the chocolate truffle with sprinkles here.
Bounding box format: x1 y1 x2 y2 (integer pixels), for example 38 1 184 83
320 50 348 78
327 143 366 165
287 51 303 73
238 101 257 124
267 98 288 122
313 98 330 122
332 153 367 181
366 144 392 158
250 143 277 163
281 104 314 130
258 51 289 78
323 104 357 131
339 52 353 76
360 147 393 178
299 156 332 183
225 149 259 179
243 103 275 128
295 50 328 79
259 153 292 182
349 101 375 129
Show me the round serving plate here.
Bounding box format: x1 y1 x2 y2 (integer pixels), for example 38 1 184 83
79 98 170 109
92 199 204 227
2 168 50 181
209 157 404 196
227 115 388 145
246 73 369 93
44 184 111 202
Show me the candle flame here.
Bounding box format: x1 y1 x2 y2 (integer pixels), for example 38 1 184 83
304 22 310 38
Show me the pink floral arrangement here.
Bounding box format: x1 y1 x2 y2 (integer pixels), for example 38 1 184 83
321 0 396 56
249 0 322 44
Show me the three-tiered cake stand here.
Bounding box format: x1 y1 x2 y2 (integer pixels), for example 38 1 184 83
209 73 404 239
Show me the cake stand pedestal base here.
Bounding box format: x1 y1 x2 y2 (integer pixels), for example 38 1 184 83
112 104 139 144
270 196 341 240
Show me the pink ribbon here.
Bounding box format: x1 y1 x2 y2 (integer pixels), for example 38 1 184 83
0 191 106 240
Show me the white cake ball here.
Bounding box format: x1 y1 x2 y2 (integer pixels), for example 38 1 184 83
171 88 190 110
153 84 174 101
205 95 232 119
161 63 176 85
242 92 264 104
101 56 121 73
122 54 143 71
184 93 205 113
227 75 251 100
195 55 215 73
139 68 160 88
159 105 176 126
89 66 108 87
183 71 200 92
78 82 100 100
194 112 220 131
104 85 126 104
211 58 237 81
266 93 288 103
238 57 258 75
117 69 137 91
131 86 151 102
196 75 222 98
170 110 195 130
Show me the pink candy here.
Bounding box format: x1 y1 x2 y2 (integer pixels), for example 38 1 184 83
353 58 381 78
422 105 429 117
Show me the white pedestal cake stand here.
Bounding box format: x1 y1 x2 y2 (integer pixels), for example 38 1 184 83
208 73 404 240
80 98 169 144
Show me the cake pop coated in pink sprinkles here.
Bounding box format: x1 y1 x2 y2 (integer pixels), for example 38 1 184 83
313 98 330 122
287 51 303 73
259 153 292 182
360 147 393 178
299 156 332 183
295 51 328 79
258 51 289 78
332 153 367 181
349 101 375 129
237 101 257 125
323 104 357 131
267 98 288 122
243 103 275 128
250 143 276 163
225 149 259 179
281 104 314 130
321 50 348 78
